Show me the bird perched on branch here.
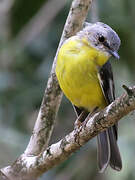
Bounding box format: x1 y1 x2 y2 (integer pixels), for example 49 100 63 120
55 22 122 172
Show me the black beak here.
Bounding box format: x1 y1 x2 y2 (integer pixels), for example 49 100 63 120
108 49 120 59
103 41 120 59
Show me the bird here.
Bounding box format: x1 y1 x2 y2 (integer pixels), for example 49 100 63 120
55 22 122 172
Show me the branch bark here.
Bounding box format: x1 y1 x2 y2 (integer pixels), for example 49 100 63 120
0 0 92 179
1 86 135 180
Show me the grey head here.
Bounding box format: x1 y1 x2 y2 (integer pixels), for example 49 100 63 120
78 22 121 59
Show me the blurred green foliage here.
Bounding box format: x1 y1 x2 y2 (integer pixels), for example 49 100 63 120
11 0 47 35
0 0 135 179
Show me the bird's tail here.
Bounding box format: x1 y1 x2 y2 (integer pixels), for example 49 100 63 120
97 126 122 172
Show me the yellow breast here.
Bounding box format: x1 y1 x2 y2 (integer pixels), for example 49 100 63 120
56 36 109 112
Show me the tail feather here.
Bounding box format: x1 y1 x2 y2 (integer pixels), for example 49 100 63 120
108 127 122 171
97 126 122 172
97 130 110 173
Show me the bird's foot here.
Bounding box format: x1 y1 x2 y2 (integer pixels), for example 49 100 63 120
74 110 88 129
82 107 99 128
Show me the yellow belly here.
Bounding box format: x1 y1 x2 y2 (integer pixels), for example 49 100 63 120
56 37 108 112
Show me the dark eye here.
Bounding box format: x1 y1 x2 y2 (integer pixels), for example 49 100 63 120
98 35 105 42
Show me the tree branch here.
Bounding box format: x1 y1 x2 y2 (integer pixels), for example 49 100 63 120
0 0 92 179
1 86 135 180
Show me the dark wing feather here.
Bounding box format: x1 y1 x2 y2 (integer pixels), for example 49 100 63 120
98 61 118 139
73 105 83 117
98 61 115 103
98 61 122 171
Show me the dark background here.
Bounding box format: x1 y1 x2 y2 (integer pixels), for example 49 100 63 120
0 0 135 179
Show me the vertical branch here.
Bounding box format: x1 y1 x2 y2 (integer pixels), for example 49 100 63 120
0 0 14 68
25 0 93 155
0 0 14 39
90 0 99 22
0 0 93 179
